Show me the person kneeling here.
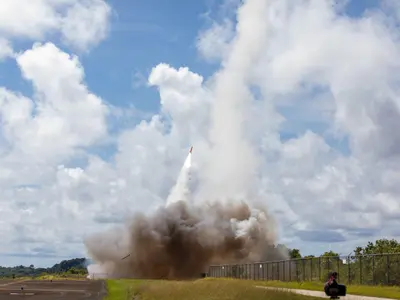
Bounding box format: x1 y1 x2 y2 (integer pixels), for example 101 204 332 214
324 271 346 299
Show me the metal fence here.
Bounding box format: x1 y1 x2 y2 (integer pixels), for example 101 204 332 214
208 253 400 285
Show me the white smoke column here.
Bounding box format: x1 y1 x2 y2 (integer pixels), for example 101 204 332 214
200 0 271 201
166 150 192 207
86 263 108 279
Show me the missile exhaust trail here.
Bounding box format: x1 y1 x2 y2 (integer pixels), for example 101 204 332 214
165 146 193 207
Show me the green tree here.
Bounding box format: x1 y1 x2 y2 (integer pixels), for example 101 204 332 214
354 246 363 256
321 251 339 257
356 239 400 255
352 239 400 285
289 249 302 259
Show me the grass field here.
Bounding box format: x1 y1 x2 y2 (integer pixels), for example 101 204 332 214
254 279 400 299
0 274 87 281
34 274 87 280
104 278 324 300
104 278 400 300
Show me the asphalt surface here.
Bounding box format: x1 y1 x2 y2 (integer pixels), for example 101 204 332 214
0 280 106 299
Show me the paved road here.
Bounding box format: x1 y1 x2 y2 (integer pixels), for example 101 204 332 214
0 280 106 299
256 286 396 300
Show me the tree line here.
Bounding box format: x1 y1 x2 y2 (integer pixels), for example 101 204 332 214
0 258 88 278
287 238 400 260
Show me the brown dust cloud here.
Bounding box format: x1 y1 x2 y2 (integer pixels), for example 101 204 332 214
84 197 286 279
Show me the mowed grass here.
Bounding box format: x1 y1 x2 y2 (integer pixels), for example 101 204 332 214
0 275 87 281
35 274 87 280
104 278 324 300
254 279 400 299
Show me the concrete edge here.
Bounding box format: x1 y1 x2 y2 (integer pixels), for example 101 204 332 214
99 280 107 299
255 286 397 300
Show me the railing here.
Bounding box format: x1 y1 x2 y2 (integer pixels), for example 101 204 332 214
208 253 400 285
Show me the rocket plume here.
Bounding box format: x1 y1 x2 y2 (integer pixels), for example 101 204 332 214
165 147 192 207
198 0 271 202
85 0 287 279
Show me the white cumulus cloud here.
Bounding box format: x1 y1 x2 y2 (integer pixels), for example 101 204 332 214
0 0 111 52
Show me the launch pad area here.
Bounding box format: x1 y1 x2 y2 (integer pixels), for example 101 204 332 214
0 279 105 299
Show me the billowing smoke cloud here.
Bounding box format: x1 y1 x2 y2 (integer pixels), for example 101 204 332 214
85 200 283 279
85 0 288 279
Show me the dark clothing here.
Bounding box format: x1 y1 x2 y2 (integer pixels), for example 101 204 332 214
324 276 339 295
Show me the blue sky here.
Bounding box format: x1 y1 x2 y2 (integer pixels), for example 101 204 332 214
83 0 215 112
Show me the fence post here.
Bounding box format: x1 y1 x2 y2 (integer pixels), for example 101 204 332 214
273 263 275 280
318 256 321 281
360 256 362 285
386 255 390 285
348 256 351 284
263 263 266 280
337 257 340 282
289 260 291 281
328 257 331 272
283 261 286 281
372 256 375 285
302 259 305 281
249 264 251 280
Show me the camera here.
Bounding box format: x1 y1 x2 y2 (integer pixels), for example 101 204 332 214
324 271 346 299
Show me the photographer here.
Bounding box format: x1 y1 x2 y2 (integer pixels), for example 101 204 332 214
324 271 346 299
324 271 338 293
